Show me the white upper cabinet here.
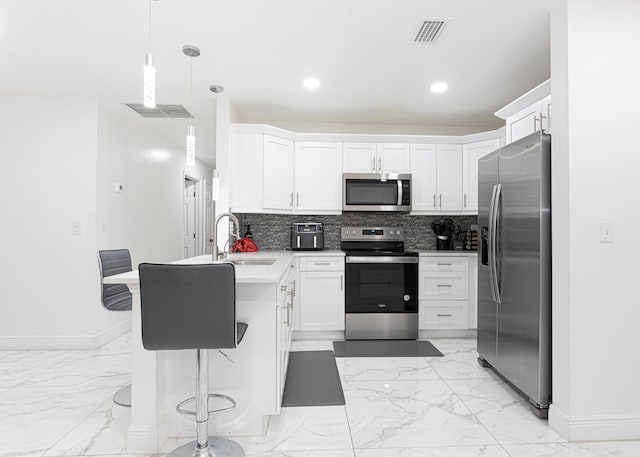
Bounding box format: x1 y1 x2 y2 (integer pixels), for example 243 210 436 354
436 144 463 212
462 139 501 213
230 133 264 212
376 143 411 173
263 135 295 212
343 143 377 173
496 80 551 144
294 142 343 213
410 144 438 211
410 144 463 213
343 143 410 174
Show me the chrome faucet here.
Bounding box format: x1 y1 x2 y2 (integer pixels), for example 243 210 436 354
212 212 241 261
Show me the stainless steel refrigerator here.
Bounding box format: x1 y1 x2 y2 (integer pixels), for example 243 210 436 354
477 130 551 417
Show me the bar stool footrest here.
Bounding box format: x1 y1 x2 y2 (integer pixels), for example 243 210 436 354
176 394 236 417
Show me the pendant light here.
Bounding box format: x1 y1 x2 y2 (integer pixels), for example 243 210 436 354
183 45 200 166
143 0 158 108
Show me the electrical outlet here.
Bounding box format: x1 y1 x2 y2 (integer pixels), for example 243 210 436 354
600 221 613 243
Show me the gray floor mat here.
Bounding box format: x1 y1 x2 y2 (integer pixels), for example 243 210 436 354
281 350 345 407
333 340 444 357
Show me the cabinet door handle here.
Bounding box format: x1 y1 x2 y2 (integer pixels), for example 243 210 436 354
292 279 296 297
285 305 290 326
378 156 382 172
436 284 453 287
371 157 376 172
437 313 453 317
433 194 437 208
439 194 442 208
464 193 467 208
437 263 452 266
296 192 299 207
289 192 293 207
314 262 331 266
340 274 343 291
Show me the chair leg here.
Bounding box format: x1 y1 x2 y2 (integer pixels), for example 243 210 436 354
166 349 245 457
113 384 131 407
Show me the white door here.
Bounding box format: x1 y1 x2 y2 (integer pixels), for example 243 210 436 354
263 135 294 211
205 181 213 255
343 143 377 173
376 143 411 173
183 179 196 258
294 142 343 213
436 144 463 212
463 139 500 212
410 144 438 212
299 271 345 331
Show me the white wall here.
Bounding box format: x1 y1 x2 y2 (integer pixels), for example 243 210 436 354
0 95 106 348
0 96 212 349
96 102 211 267
244 120 495 136
550 0 640 440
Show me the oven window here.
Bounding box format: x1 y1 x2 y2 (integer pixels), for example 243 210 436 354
346 180 398 205
345 263 418 313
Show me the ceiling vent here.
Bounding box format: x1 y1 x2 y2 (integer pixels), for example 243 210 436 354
125 103 194 119
413 18 450 44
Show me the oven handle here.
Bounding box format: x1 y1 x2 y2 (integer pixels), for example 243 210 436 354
346 256 419 264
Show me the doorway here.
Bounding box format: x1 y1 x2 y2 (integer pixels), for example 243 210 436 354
183 178 197 258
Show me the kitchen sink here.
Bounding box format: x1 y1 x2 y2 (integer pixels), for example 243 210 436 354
227 259 276 266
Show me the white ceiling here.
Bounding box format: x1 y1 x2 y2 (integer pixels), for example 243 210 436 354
0 0 552 166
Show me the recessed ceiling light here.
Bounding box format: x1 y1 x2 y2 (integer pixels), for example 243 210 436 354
430 82 448 93
303 77 321 89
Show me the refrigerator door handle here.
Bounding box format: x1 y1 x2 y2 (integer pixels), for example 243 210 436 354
488 184 498 302
492 183 502 304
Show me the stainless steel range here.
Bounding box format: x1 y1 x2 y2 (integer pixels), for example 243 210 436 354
341 227 419 340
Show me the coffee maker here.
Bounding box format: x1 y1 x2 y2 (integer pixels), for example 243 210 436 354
431 218 454 250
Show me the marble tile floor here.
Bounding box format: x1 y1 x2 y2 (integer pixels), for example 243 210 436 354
2 334 640 457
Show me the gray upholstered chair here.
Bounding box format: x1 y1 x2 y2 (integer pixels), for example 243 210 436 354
139 262 247 457
97 249 133 407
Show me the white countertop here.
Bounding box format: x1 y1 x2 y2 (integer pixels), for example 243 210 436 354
104 251 296 285
418 250 478 257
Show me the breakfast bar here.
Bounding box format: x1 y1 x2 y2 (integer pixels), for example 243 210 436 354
103 252 296 453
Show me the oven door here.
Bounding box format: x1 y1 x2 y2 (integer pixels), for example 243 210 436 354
345 256 418 313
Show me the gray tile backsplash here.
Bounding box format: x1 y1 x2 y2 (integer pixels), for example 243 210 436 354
236 213 478 251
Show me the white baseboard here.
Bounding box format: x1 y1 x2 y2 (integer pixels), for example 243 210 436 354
292 330 345 341
549 405 640 441
127 425 160 454
419 329 476 339
0 319 131 350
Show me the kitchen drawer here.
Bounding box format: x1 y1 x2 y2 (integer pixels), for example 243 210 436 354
420 257 468 273
420 273 468 300
419 302 468 329
299 256 344 272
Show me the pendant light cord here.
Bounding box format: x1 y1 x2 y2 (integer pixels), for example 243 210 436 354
148 0 152 51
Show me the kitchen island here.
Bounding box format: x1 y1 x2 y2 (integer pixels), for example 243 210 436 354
103 251 296 453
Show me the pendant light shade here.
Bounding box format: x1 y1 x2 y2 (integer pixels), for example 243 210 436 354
186 125 196 166
143 52 156 108
143 1 157 108
183 44 200 166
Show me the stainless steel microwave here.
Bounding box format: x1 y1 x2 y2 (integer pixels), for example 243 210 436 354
343 173 412 213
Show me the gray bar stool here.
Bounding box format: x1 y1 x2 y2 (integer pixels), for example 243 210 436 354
139 262 247 457
97 249 133 407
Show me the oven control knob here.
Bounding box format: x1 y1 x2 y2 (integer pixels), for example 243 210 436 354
352 230 356 235
403 295 410 302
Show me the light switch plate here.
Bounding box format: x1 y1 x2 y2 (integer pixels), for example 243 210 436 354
600 221 613 243
72 222 82 236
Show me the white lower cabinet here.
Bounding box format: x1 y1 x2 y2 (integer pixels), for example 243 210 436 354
298 256 345 331
419 256 470 330
275 261 295 414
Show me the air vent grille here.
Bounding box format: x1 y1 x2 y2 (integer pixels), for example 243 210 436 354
126 104 194 119
413 19 449 44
